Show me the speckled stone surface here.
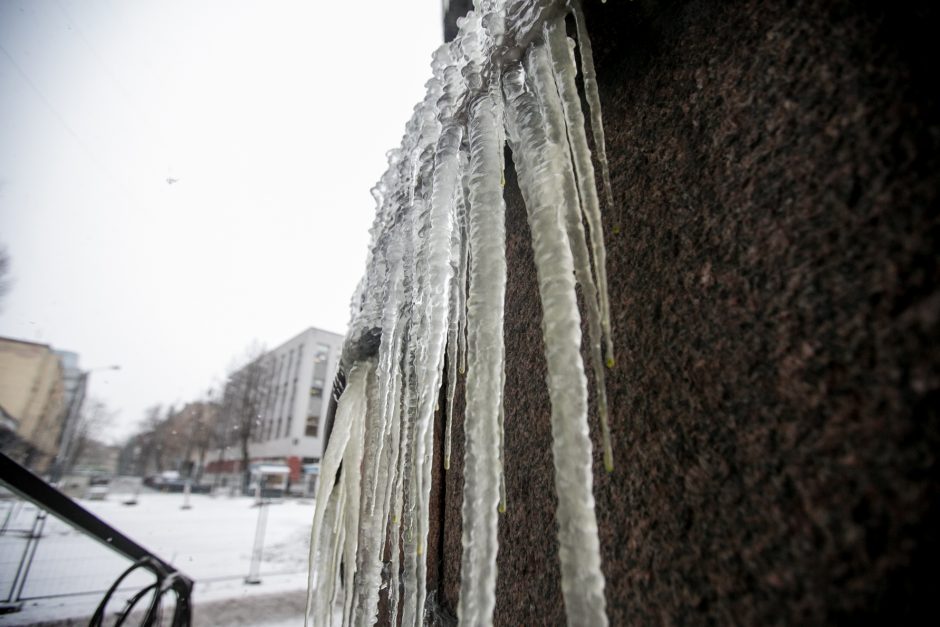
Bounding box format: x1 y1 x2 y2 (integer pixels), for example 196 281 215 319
428 0 940 624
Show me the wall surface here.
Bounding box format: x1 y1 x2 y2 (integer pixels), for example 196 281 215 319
0 337 65 466
433 0 939 624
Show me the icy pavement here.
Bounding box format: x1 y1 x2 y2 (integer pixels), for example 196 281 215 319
0 493 313 625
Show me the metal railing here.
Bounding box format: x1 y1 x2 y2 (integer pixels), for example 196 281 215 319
0 452 193 625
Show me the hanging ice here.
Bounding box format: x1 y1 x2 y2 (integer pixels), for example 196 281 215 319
305 361 373 627
306 1 617 625
457 9 507 626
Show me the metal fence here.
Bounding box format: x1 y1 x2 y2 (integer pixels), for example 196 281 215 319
0 453 193 625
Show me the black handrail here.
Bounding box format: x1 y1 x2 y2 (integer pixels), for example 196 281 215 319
0 452 193 624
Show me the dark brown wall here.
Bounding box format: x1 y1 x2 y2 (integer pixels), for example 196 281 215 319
432 0 940 624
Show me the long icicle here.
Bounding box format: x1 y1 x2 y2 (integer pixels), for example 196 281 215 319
340 377 366 627
401 102 440 627
414 120 462 622
444 150 468 471
491 62 509 518
387 337 409 625
309 3 620 625
547 17 615 369
305 362 372 627
457 47 507 627
571 0 615 214
367 236 405 514
412 39 466 624
503 54 608 626
353 362 390 625
540 21 614 472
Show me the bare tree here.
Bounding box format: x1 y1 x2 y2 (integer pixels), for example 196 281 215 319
221 343 271 492
63 397 115 475
133 404 164 476
194 394 220 482
178 391 219 482
0 244 11 310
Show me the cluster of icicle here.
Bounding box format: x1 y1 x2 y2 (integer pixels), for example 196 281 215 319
305 1 616 625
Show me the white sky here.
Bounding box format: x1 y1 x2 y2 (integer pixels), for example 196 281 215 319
0 0 444 441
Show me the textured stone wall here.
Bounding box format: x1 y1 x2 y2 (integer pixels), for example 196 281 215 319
431 0 940 624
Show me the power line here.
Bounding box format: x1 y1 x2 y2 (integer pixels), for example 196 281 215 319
0 42 135 201
52 0 173 169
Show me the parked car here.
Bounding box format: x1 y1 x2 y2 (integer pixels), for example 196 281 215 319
86 476 110 500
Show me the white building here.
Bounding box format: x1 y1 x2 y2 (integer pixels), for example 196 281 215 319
207 326 343 495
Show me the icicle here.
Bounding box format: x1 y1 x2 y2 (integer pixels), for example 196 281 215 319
457 196 470 377
309 486 340 621
310 3 618 626
381 344 406 625
444 152 468 471
489 64 510 518
456 46 507 627
328 484 347 625
404 38 467 625
367 228 408 516
305 361 372 627
399 309 420 627
387 350 408 625
539 21 614 472
444 330 459 470
547 18 615 373
497 358 507 513
503 55 608 626
414 127 462 624
353 365 390 625
571 1 615 238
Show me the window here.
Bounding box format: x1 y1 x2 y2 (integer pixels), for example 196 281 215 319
284 380 297 437
305 414 319 437
305 390 322 437
312 344 330 387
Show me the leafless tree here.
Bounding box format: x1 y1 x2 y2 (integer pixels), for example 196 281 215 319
221 343 271 492
0 244 11 310
64 397 115 475
132 404 164 476
179 392 219 482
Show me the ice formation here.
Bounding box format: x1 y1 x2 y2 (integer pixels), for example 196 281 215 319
305 1 615 625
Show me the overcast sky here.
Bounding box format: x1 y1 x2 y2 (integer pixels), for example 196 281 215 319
0 0 443 441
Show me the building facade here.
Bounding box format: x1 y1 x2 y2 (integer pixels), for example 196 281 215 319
0 337 67 472
206 326 343 495
52 350 88 478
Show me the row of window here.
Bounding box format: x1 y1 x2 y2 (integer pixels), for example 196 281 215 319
254 342 331 442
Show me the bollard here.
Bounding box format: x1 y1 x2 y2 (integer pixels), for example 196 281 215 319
245 481 267 584
180 480 192 510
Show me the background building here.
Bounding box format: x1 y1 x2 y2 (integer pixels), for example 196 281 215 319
0 336 67 472
51 350 88 479
206 326 343 495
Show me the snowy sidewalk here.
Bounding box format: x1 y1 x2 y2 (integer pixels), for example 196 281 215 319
1 580 307 627
0 493 313 625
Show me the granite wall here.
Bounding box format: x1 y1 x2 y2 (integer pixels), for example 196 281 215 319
429 0 940 624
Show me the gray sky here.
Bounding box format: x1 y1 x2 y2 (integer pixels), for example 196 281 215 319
0 0 443 441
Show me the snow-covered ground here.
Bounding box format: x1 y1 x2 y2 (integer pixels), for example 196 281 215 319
0 492 314 625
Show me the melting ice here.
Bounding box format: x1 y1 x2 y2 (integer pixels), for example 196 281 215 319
305 1 615 625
